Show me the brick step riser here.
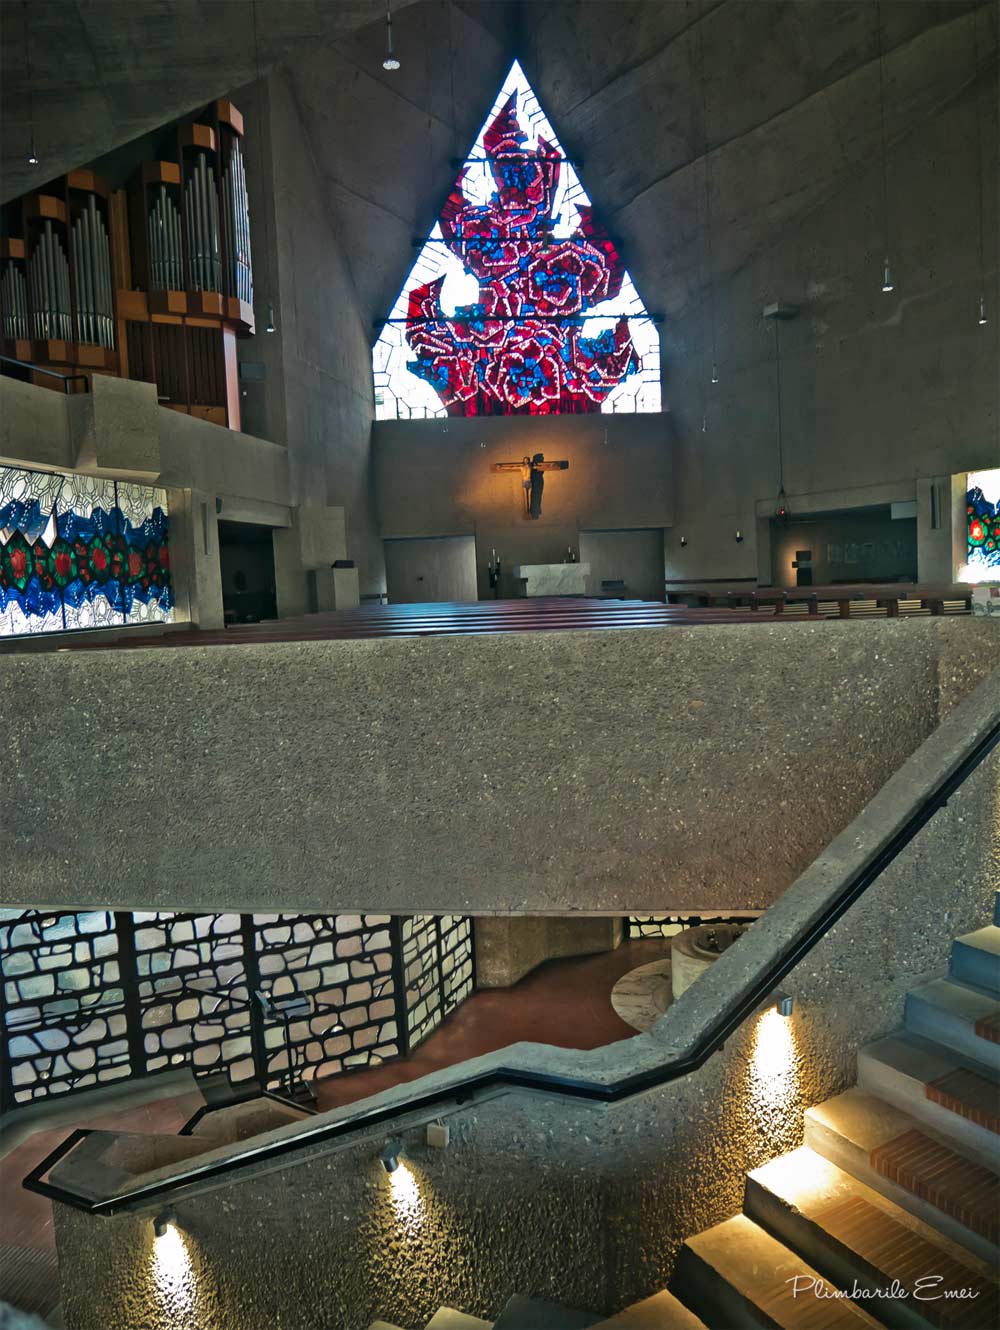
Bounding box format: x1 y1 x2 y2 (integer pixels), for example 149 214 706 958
803 1114 999 1269
856 1052 1000 1171
904 994 1000 1074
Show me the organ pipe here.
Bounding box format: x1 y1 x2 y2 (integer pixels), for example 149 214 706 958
70 194 114 348
29 220 72 341
1 262 29 339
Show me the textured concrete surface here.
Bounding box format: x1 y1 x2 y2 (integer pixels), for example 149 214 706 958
51 667 1000 1330
0 0 424 202
2 618 997 915
475 917 623 988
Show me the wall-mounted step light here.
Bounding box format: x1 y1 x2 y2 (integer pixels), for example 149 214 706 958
775 993 794 1018
153 1208 177 1238
380 1136 404 1174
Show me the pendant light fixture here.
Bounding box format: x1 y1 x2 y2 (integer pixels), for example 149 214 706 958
383 2 401 71
876 1 894 294
971 10 988 327
252 0 277 333
23 2 38 167
764 304 799 526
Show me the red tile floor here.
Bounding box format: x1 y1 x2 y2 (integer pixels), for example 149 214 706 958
0 937 671 1258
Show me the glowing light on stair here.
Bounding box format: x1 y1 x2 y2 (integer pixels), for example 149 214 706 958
749 1006 798 1115
388 1159 424 1228
152 1221 195 1321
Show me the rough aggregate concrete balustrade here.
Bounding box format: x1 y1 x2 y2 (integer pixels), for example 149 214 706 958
1 618 998 916
50 667 1000 1330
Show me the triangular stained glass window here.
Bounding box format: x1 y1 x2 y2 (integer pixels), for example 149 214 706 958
372 62 661 419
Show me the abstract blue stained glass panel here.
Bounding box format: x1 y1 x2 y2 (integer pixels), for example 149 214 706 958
0 464 173 637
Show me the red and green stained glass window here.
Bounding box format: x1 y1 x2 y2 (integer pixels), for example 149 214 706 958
373 62 660 419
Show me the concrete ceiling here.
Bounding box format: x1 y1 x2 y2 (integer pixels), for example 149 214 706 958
0 0 423 202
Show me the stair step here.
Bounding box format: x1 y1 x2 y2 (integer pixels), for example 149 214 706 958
905 978 1000 1072
951 927 1000 996
857 1032 1000 1166
589 1289 706 1328
672 1212 882 1329
805 1088 999 1264
425 1311 492 1330
492 1296 599 1329
746 1147 998 1330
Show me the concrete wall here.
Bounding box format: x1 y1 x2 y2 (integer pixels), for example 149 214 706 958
384 536 479 604
2 617 997 915
475 916 624 988
233 3 518 599
375 414 673 599
50 668 1000 1330
514 1 999 588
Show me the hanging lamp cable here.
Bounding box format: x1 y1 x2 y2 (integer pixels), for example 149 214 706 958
698 15 719 382
971 9 988 325
23 1 38 166
252 0 276 332
876 0 893 292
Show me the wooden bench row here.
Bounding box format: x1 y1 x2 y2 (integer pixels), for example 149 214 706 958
666 583 973 617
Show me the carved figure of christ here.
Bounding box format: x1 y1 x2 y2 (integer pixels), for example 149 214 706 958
492 454 569 519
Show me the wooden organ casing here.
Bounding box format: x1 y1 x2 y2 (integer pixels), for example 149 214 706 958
0 99 255 430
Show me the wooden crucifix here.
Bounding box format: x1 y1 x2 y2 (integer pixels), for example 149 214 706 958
492 453 569 520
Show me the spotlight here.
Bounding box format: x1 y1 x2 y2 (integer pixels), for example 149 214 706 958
735 530 744 543
978 295 988 327
153 1208 177 1238
881 260 894 294
775 994 794 1018
380 1136 404 1174
265 303 276 334
710 363 720 384
27 149 39 167
679 536 687 548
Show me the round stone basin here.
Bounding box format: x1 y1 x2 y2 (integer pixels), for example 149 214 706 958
672 922 750 998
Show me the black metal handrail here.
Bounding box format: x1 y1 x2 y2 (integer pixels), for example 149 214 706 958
0 354 89 392
22 708 1000 1216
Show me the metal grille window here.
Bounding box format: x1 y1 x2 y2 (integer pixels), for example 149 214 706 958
626 914 759 939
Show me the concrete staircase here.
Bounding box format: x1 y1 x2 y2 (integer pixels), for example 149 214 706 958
372 901 1000 1330
674 899 1000 1329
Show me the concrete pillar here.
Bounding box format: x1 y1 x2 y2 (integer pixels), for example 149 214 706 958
166 488 225 629
916 476 954 584
475 916 624 988
72 374 161 479
273 505 350 618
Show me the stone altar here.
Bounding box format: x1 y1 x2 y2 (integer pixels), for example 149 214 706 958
514 562 590 597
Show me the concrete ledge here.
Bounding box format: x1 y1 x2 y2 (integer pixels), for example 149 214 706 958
1 618 996 915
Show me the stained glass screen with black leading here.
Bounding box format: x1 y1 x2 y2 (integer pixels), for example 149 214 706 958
373 61 660 419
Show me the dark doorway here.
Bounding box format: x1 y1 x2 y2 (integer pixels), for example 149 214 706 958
218 520 277 623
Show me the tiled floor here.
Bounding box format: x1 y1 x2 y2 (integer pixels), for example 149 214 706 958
0 937 670 1258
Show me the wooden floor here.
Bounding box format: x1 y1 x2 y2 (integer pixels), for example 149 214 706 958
0 937 670 1261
